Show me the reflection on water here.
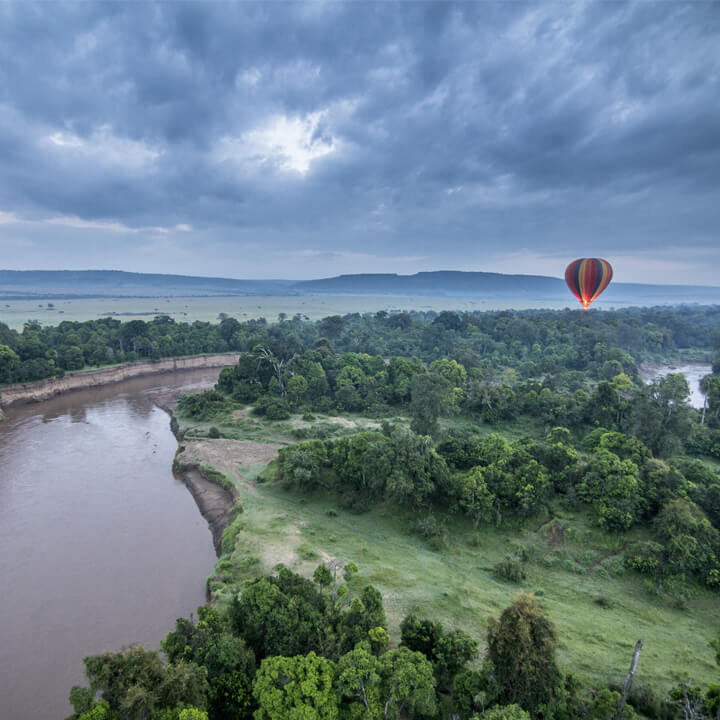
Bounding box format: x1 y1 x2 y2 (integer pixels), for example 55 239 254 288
0 369 220 720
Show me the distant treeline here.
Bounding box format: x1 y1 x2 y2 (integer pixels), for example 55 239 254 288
1 305 719 386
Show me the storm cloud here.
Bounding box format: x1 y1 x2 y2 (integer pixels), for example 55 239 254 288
1 2 718 282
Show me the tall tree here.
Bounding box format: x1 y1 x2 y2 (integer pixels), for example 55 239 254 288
486 594 560 716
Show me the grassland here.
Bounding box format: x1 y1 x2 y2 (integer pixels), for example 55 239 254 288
175 407 720 696
0 293 613 330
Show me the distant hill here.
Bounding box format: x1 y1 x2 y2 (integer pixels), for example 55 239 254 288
294 271 720 305
0 270 295 300
294 271 565 296
1 269 719 305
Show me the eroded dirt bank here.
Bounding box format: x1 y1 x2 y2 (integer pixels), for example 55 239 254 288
172 436 282 557
177 464 239 556
0 353 241 409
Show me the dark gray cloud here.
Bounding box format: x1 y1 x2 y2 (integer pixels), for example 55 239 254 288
0 1 718 282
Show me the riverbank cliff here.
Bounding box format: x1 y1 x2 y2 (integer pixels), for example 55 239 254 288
0 353 241 409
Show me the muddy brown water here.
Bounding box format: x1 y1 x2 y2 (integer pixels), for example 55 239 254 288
0 369 221 720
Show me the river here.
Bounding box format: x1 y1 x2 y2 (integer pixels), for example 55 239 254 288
637 362 711 409
0 369 221 720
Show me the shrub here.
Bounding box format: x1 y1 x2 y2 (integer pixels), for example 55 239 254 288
493 556 527 583
221 516 245 555
474 705 531 720
177 390 228 421
207 426 222 439
410 513 446 540
264 398 292 420
625 541 664 576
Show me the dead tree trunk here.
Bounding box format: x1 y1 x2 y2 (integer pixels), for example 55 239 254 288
613 640 643 720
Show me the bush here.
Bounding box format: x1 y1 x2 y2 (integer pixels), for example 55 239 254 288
493 556 527 583
474 705 531 720
207 426 222 439
624 541 664 576
410 513 446 540
177 390 228 421
628 684 675 719
264 398 292 420
221 516 245 555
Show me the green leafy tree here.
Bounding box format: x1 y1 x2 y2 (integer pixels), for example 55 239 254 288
336 642 383 719
376 647 437 719
631 373 694 457
654 498 720 585
71 646 208 720
400 614 477 689
287 374 308 405
162 606 256 720
459 467 496 525
229 574 327 660
252 652 339 720
701 374 720 428
409 372 451 436
430 357 467 385
486 594 560 716
578 449 642 530
0 344 20 383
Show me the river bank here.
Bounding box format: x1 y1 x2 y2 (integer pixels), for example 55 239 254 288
175 463 239 557
0 352 241 409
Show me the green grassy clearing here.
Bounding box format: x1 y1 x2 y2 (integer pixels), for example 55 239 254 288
180 407 400 445
175 409 720 695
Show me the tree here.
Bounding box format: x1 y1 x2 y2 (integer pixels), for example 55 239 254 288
631 374 693 457
701 374 720 428
459 467 496 525
219 317 241 344
162 606 256 720
376 647 437 719
486 594 560 716
318 316 345 339
252 652 339 720
0 344 20 383
578 449 642 530
409 373 451 436
71 645 208 719
429 358 467 388
654 498 720 584
229 574 327 660
287 374 308 405
337 642 383 719
400 614 477 690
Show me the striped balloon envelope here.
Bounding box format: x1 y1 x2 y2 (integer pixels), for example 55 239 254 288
565 258 613 309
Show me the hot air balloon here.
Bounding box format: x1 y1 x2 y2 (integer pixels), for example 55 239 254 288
565 258 613 309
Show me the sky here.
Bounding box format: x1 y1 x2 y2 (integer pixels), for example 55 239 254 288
0 2 719 284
